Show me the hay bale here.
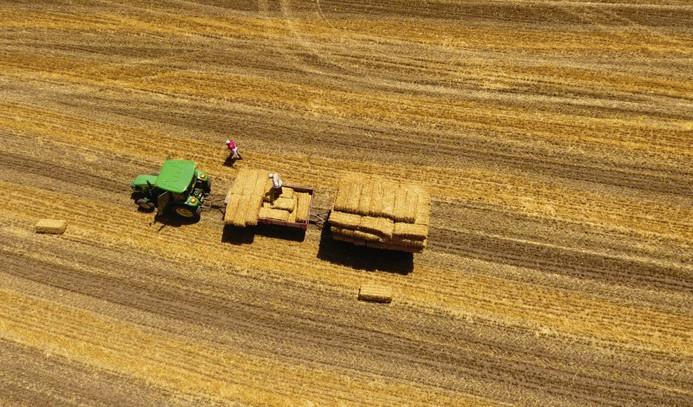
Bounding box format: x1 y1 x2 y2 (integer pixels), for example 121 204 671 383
331 232 366 246
368 180 385 217
231 195 250 227
280 187 294 199
366 241 424 253
333 173 362 213
224 192 242 225
259 207 290 221
392 188 407 221
295 192 311 223
244 194 264 226
380 182 397 218
271 196 296 212
358 284 392 303
332 226 383 242
288 206 297 223
391 237 427 249
358 216 394 239
357 178 374 215
35 219 67 234
393 222 428 240
328 211 362 229
414 190 431 225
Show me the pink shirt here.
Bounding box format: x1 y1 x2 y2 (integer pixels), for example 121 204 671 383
227 140 236 150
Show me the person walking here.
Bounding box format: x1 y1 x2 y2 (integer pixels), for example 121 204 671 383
225 140 242 160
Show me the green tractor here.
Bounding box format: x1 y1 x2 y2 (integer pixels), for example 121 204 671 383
130 159 211 219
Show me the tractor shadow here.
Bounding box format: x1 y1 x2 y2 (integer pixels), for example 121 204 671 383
152 210 200 230
221 224 305 245
317 223 413 275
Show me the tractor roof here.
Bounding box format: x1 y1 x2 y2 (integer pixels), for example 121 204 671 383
156 160 196 193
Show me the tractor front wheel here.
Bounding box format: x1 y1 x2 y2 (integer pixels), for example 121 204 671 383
136 198 155 211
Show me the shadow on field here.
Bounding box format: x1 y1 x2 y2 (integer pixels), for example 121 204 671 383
317 223 414 275
221 224 305 245
221 225 256 245
152 211 200 230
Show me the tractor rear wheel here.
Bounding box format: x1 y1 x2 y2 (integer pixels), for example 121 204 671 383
136 198 155 211
173 205 196 218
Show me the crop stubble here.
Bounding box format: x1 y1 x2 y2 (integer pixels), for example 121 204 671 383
0 0 692 406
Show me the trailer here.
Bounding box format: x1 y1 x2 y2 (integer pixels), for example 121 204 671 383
223 168 314 231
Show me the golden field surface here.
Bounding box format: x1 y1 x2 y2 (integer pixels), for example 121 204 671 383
1 0 692 405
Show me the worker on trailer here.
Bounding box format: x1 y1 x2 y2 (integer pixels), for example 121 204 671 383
269 172 283 199
225 140 242 160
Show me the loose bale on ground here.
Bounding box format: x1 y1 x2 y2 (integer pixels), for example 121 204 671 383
35 219 67 234
358 284 393 303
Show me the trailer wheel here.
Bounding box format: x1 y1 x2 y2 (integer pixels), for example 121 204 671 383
136 198 155 211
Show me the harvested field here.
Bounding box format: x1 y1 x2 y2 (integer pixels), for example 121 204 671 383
1 0 692 406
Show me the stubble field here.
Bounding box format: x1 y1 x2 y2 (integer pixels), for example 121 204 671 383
1 0 692 406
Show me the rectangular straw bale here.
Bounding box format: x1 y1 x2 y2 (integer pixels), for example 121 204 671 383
35 219 67 234
391 237 427 249
271 196 296 212
295 192 311 223
380 182 397 218
252 172 268 197
328 210 362 229
288 206 297 223
333 173 361 213
367 241 424 253
358 216 394 239
235 168 256 196
280 187 294 199
230 195 249 227
358 284 392 303
414 190 431 225
244 195 264 225
393 222 428 240
403 187 422 223
368 179 385 217
333 226 383 242
224 192 242 225
357 178 374 215
391 187 409 222
334 173 361 212
259 206 290 221
331 232 366 246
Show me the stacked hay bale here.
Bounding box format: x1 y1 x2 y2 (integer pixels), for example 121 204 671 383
330 173 431 253
259 186 312 223
226 169 311 225
224 168 270 227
